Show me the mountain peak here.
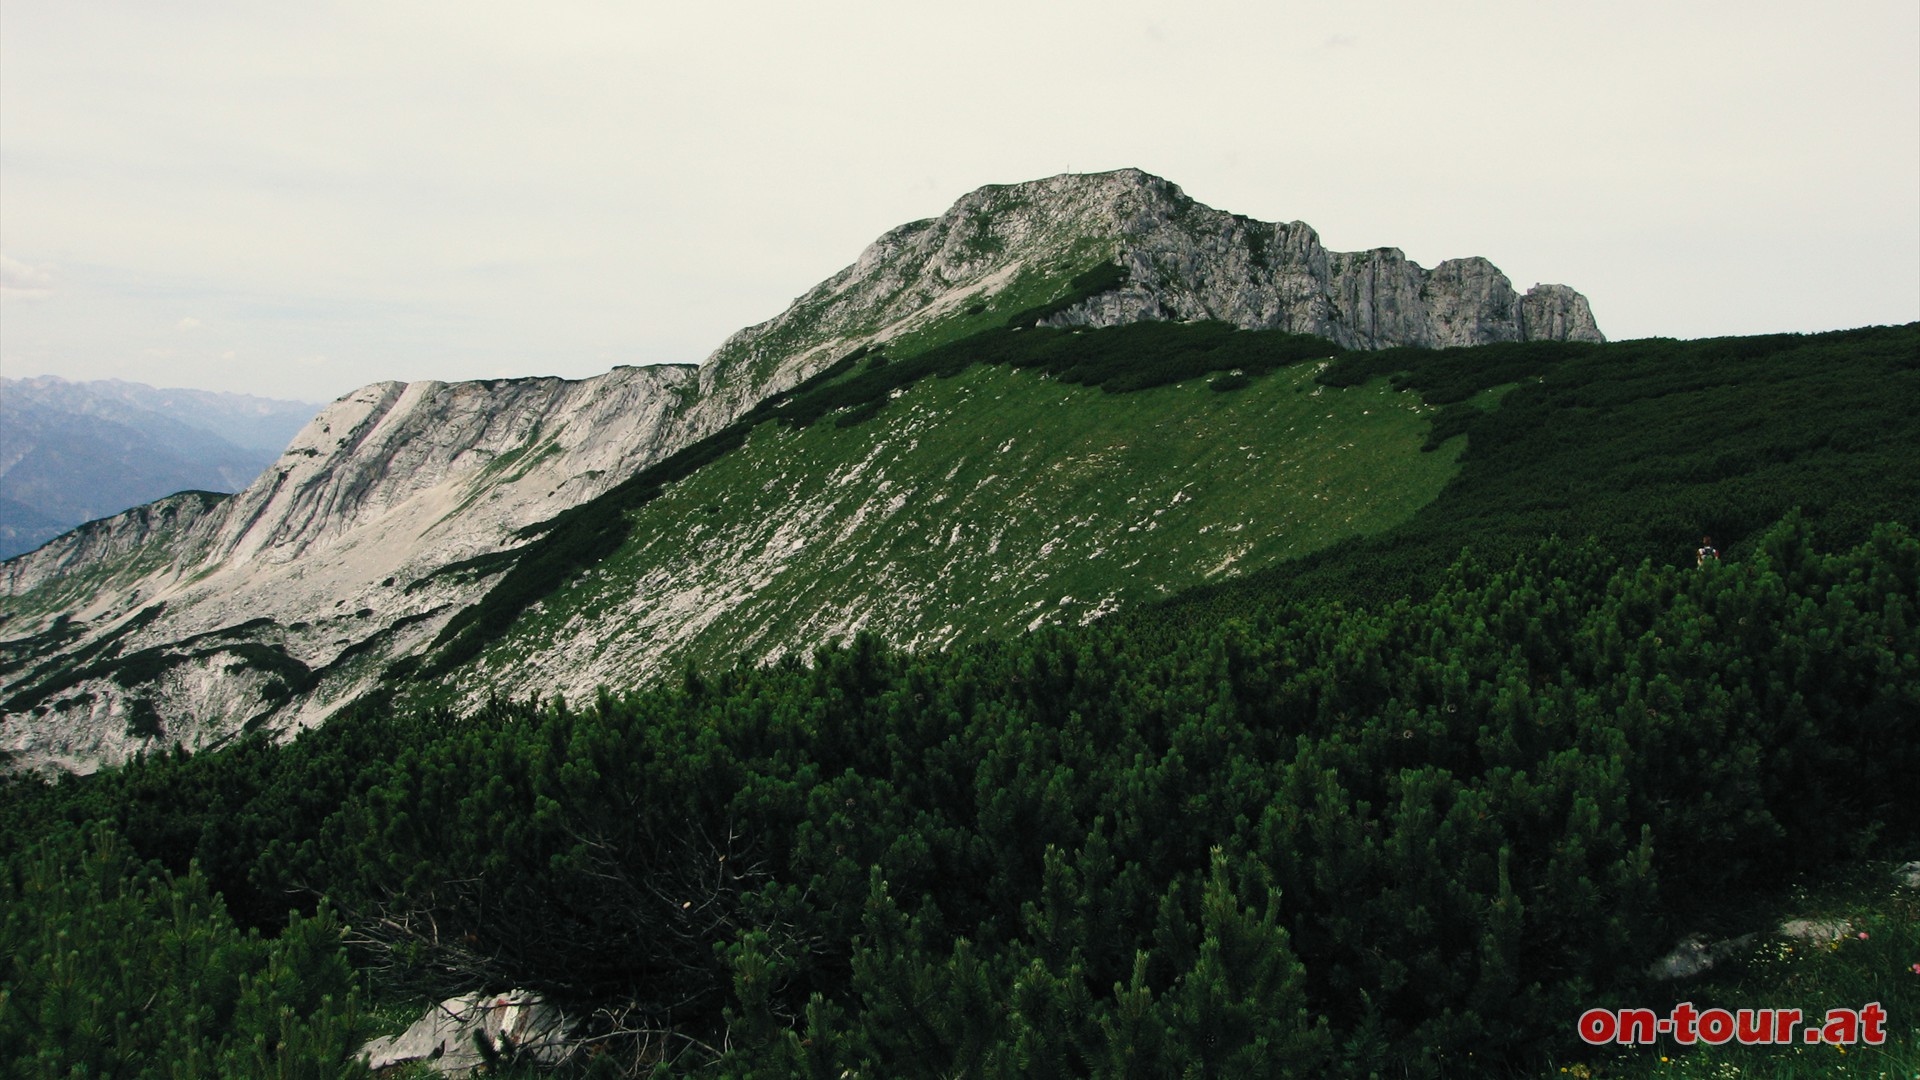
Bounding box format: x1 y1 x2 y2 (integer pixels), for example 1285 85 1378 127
3 171 1604 772
695 169 1600 416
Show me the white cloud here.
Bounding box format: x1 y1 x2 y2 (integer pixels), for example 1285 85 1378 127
0 254 53 302
176 317 203 332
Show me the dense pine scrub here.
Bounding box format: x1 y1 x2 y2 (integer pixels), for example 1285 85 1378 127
3 514 1915 1076
1157 322 1920 623
0 824 364 1079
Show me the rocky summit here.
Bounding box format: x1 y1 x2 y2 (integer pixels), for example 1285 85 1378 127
0 169 1603 773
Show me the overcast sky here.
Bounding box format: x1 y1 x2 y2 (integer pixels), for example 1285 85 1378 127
3 1 1916 403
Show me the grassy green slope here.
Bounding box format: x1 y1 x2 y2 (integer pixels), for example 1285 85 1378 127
420 321 1918 704
472 358 1461 693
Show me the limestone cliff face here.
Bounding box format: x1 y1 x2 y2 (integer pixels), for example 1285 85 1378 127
1005 172 1601 348
0 168 1604 772
203 365 700 571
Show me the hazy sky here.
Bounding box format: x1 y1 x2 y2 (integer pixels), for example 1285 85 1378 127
3 1 1916 403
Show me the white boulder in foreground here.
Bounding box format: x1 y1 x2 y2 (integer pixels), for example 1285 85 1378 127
360 989 577 1073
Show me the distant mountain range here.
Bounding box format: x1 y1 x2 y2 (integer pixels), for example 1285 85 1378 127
0 377 318 559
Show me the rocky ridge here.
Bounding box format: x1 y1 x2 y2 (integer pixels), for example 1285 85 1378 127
0 168 1604 772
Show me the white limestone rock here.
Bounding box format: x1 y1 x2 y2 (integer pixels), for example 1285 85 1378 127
359 990 578 1073
1777 918 1854 945
1647 932 1757 981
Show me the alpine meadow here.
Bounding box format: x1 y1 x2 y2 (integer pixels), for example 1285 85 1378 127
1 170 1916 1078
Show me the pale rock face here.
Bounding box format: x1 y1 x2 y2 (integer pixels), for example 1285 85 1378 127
359 990 578 1073
1519 283 1605 342
206 366 699 571
1028 176 1602 349
0 168 1605 773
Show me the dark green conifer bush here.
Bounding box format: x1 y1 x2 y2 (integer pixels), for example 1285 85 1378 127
0 823 364 1078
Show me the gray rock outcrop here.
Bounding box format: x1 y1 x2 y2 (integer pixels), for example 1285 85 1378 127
1648 932 1758 981
359 990 578 1073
